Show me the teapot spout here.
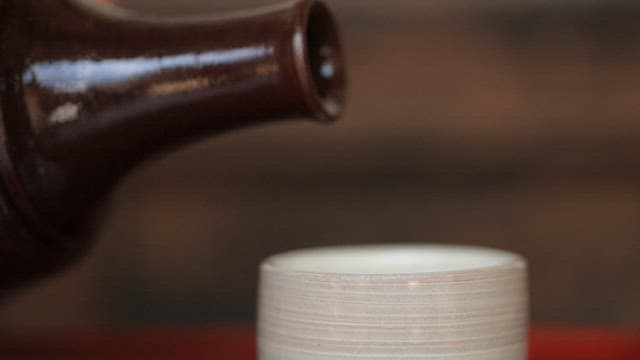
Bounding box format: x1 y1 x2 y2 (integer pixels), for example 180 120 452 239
0 0 346 289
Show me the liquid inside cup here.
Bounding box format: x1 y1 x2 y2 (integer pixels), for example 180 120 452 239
262 244 523 275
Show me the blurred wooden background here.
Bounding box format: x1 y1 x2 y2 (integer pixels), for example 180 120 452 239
1 0 639 329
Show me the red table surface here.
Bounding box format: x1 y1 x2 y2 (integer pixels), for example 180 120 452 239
0 326 638 359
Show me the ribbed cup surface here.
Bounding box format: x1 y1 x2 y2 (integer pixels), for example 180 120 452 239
258 245 528 359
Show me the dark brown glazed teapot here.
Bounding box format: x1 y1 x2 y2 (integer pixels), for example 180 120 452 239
0 0 346 293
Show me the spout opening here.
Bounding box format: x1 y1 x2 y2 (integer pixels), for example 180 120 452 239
300 1 346 121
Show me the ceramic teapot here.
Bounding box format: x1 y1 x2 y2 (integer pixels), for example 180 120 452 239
0 0 345 293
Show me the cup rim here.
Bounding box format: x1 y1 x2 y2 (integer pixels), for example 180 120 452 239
261 244 526 278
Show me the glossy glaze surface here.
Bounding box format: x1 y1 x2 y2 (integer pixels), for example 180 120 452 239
0 0 345 291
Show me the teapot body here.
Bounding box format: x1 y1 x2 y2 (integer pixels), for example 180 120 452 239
0 0 345 292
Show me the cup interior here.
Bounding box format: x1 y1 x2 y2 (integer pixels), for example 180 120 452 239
263 244 522 275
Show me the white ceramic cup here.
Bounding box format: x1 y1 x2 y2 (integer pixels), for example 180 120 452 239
258 244 528 359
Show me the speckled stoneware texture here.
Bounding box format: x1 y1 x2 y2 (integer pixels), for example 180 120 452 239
258 244 529 359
